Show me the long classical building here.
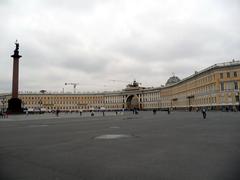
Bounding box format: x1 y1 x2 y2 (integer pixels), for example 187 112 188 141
1 61 240 112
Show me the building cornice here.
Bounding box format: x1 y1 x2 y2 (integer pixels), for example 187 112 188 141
2 60 239 96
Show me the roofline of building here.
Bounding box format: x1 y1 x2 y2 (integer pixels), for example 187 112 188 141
163 60 240 88
1 60 239 96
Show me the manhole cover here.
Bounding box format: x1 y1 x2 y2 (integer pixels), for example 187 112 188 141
95 134 132 139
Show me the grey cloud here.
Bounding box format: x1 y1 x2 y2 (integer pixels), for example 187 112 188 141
61 56 109 74
0 0 8 5
0 80 11 92
1 0 240 93
112 24 240 63
40 0 111 13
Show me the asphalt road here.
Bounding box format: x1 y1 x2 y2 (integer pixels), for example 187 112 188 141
0 111 240 180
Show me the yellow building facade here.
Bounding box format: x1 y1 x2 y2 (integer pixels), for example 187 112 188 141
1 61 240 112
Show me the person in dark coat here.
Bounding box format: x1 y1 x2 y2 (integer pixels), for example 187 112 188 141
153 109 156 115
201 108 207 119
56 109 60 117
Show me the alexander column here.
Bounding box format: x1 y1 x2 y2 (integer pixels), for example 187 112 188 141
7 41 23 113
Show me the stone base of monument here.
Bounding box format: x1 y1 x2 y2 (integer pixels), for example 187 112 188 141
7 98 23 114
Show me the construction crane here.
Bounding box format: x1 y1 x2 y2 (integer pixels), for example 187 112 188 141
65 83 79 94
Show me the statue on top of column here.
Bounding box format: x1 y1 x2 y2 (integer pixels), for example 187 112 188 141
14 40 20 56
15 40 19 50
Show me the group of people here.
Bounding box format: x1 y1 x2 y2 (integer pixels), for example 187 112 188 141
152 108 171 115
0 111 8 118
152 108 207 119
51 108 208 119
79 109 125 117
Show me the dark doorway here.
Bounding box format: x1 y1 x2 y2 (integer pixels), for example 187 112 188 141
126 95 139 110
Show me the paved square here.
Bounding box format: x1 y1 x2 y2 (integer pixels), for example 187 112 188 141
0 111 240 180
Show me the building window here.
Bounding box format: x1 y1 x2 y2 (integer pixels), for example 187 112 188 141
234 71 237 77
220 96 224 103
227 72 230 78
220 73 223 79
234 81 238 90
236 96 240 102
220 82 224 91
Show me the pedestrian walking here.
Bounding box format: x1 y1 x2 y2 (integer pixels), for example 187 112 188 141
135 110 138 115
122 108 124 115
56 109 59 117
167 108 170 114
26 109 29 116
0 111 3 118
201 108 207 119
153 109 156 115
80 110 82 116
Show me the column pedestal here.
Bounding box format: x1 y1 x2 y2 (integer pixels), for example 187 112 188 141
8 98 22 114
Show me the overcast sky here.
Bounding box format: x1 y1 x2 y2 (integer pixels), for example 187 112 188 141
0 0 240 93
